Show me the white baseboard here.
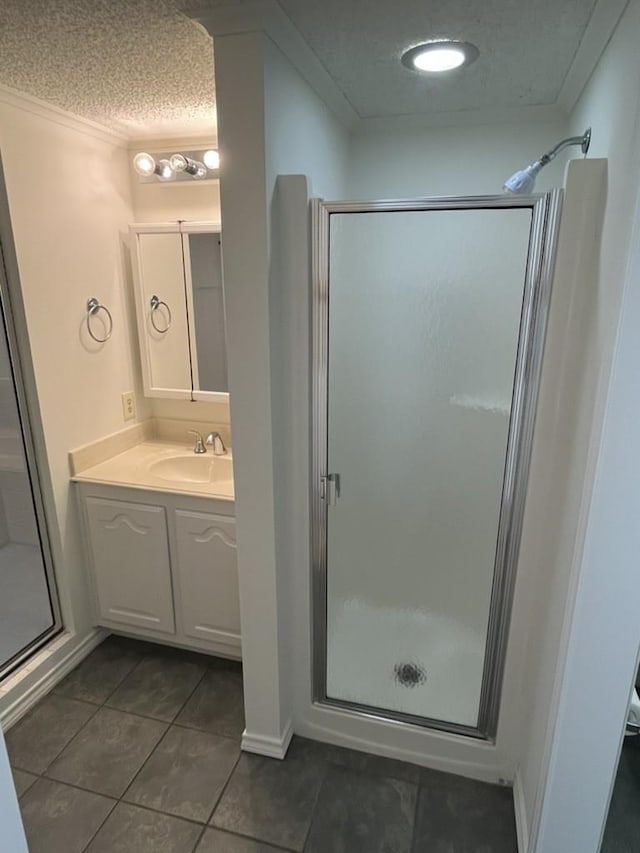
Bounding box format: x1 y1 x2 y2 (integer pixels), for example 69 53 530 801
0 628 106 730
242 719 294 760
294 713 509 784
513 767 529 853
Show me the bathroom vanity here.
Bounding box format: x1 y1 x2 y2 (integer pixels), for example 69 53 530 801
72 439 240 659
71 219 237 659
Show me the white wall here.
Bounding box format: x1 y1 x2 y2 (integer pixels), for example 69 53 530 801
263 34 350 745
209 27 288 754
201 13 351 756
511 158 607 849
346 120 569 199
521 1 640 849
131 176 220 224
0 91 148 642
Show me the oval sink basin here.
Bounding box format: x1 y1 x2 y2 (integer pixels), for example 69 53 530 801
148 455 232 485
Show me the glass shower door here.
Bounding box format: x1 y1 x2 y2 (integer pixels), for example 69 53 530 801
314 195 560 737
0 280 59 677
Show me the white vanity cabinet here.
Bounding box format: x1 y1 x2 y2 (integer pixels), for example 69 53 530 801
76 483 240 658
84 497 175 634
174 511 240 646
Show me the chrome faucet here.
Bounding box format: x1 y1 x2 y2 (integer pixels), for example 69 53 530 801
187 430 207 454
206 431 227 456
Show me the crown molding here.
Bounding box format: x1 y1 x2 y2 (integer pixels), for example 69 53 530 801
126 135 217 152
0 83 128 148
127 124 217 144
558 0 629 112
0 83 216 149
189 0 358 130
354 103 568 136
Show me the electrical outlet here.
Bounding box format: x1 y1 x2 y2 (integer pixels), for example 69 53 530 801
122 391 136 422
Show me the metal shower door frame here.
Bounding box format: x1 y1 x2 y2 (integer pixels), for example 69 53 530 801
0 154 63 682
311 190 563 740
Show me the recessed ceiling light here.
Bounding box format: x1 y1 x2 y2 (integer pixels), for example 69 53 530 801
401 41 479 74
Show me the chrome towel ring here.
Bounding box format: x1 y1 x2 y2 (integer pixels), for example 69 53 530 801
150 294 172 334
86 297 113 343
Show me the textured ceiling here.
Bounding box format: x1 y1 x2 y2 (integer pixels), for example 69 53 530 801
0 0 600 138
0 0 216 138
276 0 599 118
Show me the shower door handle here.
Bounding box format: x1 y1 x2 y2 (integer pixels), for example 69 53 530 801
320 473 341 506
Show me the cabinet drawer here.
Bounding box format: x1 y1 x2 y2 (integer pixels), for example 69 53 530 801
85 497 175 634
174 510 240 647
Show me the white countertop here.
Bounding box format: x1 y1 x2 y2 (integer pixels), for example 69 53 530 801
72 440 235 501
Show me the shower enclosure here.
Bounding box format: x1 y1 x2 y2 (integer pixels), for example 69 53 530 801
0 171 61 681
312 192 561 738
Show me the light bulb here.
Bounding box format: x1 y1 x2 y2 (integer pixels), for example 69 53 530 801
412 47 466 72
157 159 175 181
169 153 188 172
401 41 479 74
133 152 156 177
203 149 220 170
193 161 207 180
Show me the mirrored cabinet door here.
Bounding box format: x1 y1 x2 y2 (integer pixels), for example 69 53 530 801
183 232 228 395
136 231 192 395
130 222 228 402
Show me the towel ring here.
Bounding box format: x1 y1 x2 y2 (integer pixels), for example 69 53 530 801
150 294 172 334
86 298 113 343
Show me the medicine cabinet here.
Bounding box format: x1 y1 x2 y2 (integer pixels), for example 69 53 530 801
129 221 228 402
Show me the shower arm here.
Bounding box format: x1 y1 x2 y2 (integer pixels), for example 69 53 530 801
538 127 592 166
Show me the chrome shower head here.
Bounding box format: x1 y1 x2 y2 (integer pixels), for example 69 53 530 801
503 127 592 195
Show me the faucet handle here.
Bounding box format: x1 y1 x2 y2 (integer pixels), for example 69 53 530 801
205 431 227 456
187 429 207 454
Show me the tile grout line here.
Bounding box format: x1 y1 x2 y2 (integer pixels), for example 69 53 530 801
204 749 243 826
53 641 144 707
14 639 272 850
207 826 300 853
409 781 421 853
79 794 119 853
11 695 103 778
10 642 169 792
116 720 174 806
113 653 244 814
112 659 211 802
298 759 330 852
189 824 208 853
22 637 151 778
61 643 238 849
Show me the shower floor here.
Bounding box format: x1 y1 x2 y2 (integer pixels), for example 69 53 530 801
0 542 54 671
327 599 486 728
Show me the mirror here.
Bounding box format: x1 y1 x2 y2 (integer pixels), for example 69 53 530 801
130 221 228 402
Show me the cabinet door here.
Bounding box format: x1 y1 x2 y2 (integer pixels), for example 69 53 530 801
174 510 240 648
136 231 192 396
85 497 175 634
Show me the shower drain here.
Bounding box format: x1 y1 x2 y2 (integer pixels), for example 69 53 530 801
393 661 426 688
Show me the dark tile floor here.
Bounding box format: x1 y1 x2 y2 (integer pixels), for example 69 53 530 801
6 635 518 852
601 737 640 852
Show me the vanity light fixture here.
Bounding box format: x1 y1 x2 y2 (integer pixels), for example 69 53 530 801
132 148 220 183
133 152 174 181
203 149 220 170
169 153 207 179
401 40 479 73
